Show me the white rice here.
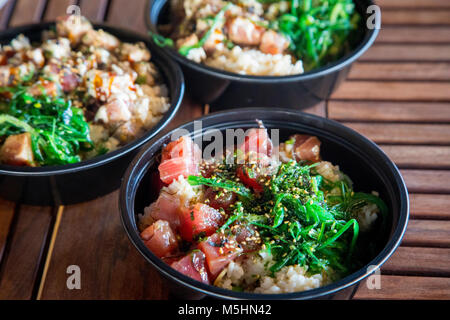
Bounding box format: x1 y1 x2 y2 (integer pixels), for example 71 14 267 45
204 46 304 76
216 251 327 294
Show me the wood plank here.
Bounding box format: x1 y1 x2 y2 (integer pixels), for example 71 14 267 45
377 0 450 9
402 219 450 247
0 199 15 264
377 27 450 44
401 169 450 194
0 206 53 300
9 0 46 26
329 101 450 123
382 10 450 26
382 247 450 276
409 194 450 220
349 62 450 81
381 145 450 169
79 0 109 22
342 123 450 145
0 0 15 30
39 191 170 300
302 101 326 117
361 44 450 62
331 81 450 101
43 0 77 21
354 275 450 300
106 0 147 35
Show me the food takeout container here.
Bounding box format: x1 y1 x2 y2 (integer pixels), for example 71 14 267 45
119 108 409 299
0 22 184 205
145 0 379 110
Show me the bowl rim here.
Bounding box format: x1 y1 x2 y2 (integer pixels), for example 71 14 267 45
145 0 380 83
119 107 409 300
0 21 185 176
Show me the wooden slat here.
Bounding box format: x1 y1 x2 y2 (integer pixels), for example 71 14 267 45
402 219 450 247
8 0 46 26
354 275 450 300
361 44 450 62
377 27 450 44
302 101 326 117
0 0 15 30
401 169 450 194
43 0 77 21
377 0 450 9
382 10 450 26
342 123 450 145
0 206 53 300
329 101 450 123
0 199 15 264
382 247 450 276
332 81 450 101
349 62 450 81
381 145 450 169
79 0 109 22
39 191 169 300
106 0 147 35
410 194 450 220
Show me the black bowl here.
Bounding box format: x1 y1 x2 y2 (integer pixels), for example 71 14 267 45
0 22 184 205
146 0 379 110
120 108 409 300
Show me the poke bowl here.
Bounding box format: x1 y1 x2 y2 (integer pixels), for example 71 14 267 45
0 16 184 205
146 0 379 109
119 108 409 299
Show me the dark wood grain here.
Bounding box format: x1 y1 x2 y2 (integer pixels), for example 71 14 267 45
361 44 450 62
0 199 15 264
409 194 450 219
331 81 450 101
401 170 450 194
353 275 450 300
402 219 450 247
378 27 450 44
79 0 109 22
381 145 450 169
39 191 169 300
8 0 46 26
382 10 450 26
106 0 147 34
349 62 450 81
329 101 450 123
342 123 450 145
378 0 450 9
43 0 77 21
382 247 450 276
0 206 53 300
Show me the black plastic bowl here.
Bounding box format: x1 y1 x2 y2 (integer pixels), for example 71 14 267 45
146 0 379 110
120 108 409 300
0 22 184 205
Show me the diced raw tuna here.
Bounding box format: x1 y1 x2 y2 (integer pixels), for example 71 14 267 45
204 187 236 211
198 233 242 279
291 134 321 163
259 30 290 55
179 203 224 242
61 69 79 92
236 165 264 193
239 128 273 157
227 17 264 46
146 191 181 229
158 136 201 184
0 133 34 166
170 251 210 284
140 220 178 258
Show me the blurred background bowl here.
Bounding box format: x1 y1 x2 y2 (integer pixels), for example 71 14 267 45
0 22 184 205
146 0 379 111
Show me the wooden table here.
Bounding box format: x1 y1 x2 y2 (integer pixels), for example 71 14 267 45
0 0 449 300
